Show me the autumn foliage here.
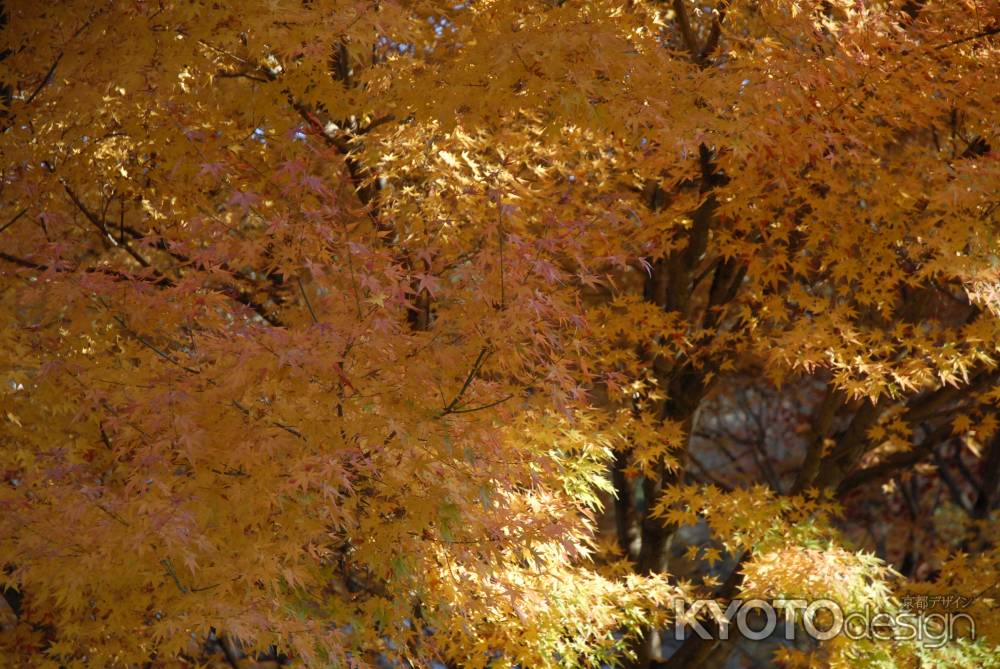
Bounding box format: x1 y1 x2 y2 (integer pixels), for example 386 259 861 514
1 0 999 667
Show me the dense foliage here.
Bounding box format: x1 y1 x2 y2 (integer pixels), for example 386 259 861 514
1 1 998 667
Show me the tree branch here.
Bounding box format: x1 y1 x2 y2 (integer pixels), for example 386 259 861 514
297 276 319 323
0 207 27 235
672 0 703 61
439 347 491 416
63 182 154 269
699 1 731 64
24 52 62 105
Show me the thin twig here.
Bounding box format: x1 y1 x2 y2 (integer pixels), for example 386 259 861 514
231 400 304 440
297 276 319 323
160 558 188 594
112 314 201 374
160 557 219 595
0 207 27 235
24 52 62 105
0 251 46 271
214 69 270 83
63 182 154 269
447 394 514 415
440 346 490 415
92 500 130 526
497 196 506 309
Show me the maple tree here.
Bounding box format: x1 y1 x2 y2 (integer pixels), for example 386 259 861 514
1 0 999 667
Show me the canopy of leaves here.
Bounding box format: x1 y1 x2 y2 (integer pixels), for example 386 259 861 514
0 1 998 668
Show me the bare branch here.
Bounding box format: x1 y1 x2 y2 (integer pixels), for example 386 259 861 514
700 1 731 64
24 52 62 105
0 207 28 235
297 276 319 323
440 347 493 416
111 314 201 375
63 182 154 270
672 0 703 61
446 394 514 415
